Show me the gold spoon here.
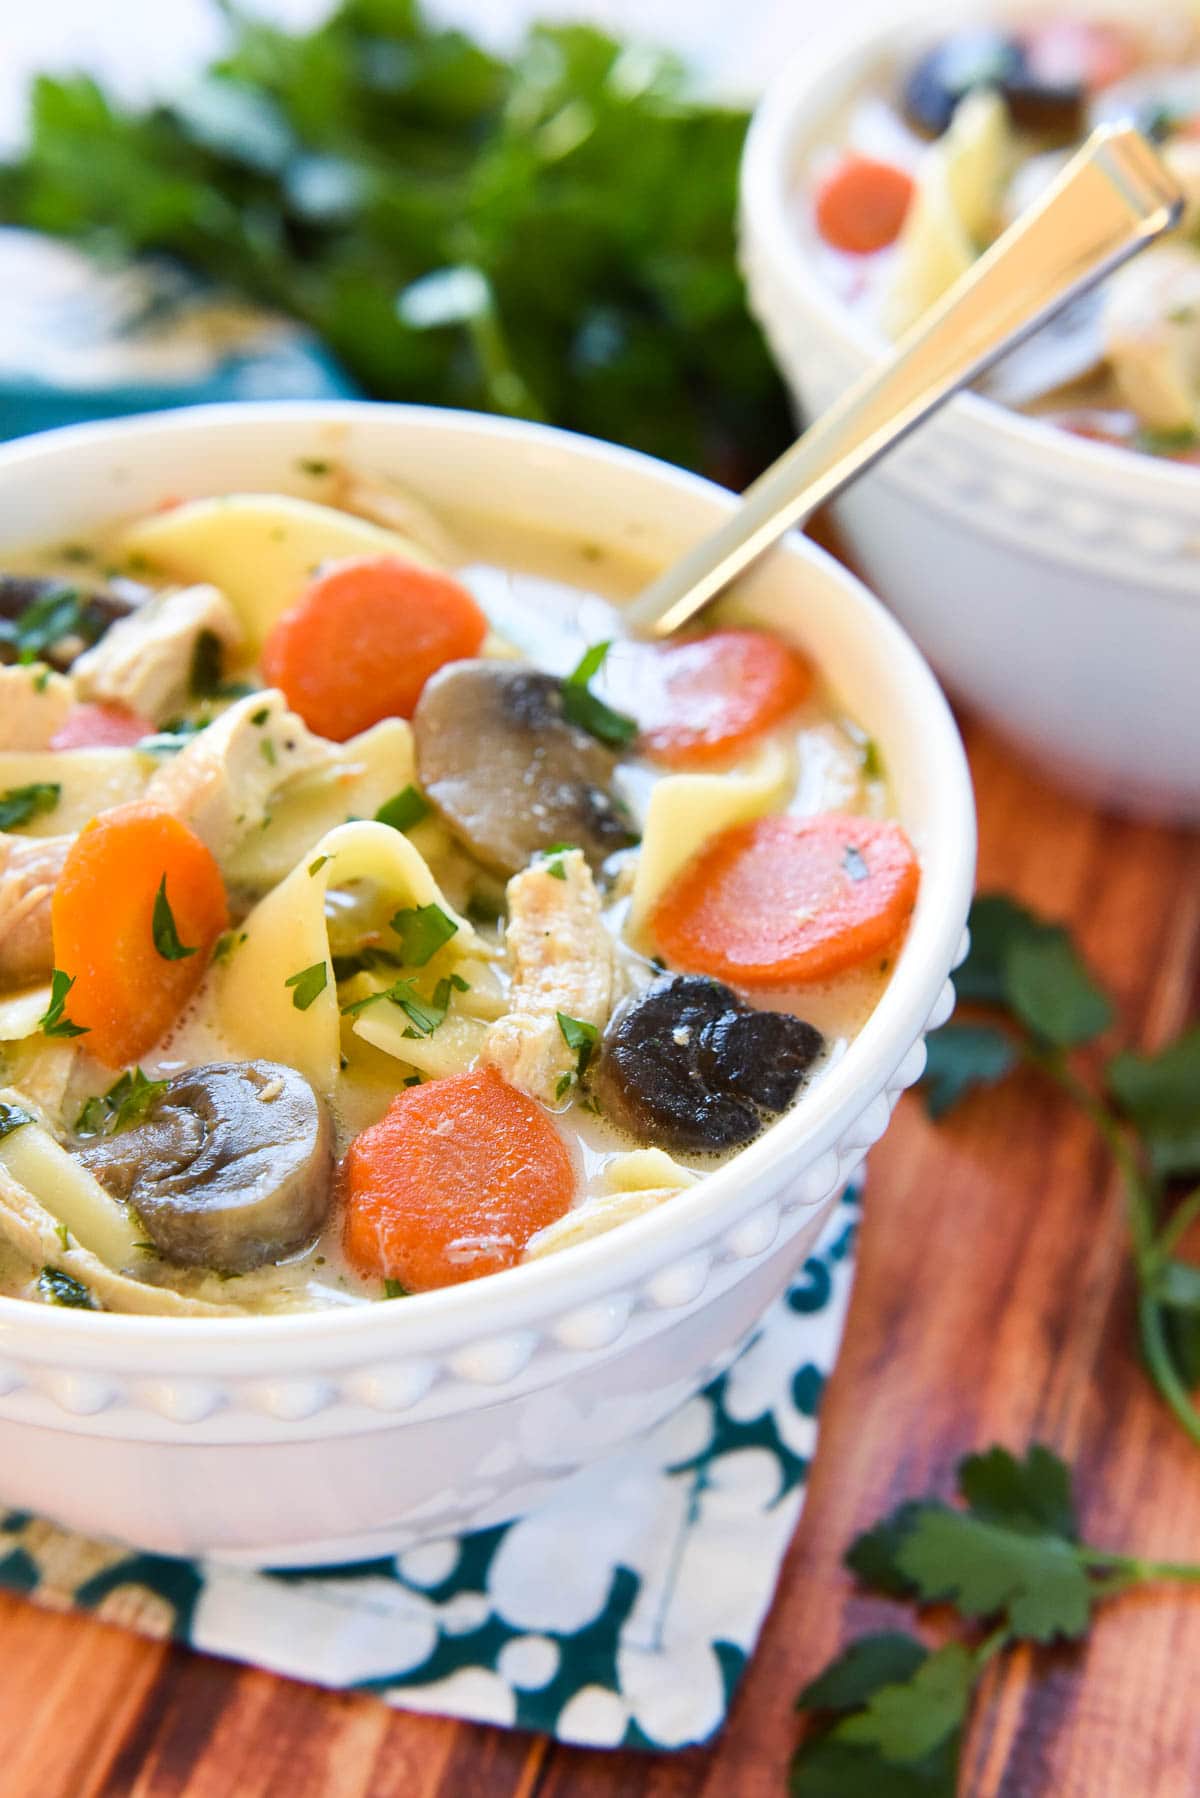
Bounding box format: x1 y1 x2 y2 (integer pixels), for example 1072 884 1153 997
626 124 1182 639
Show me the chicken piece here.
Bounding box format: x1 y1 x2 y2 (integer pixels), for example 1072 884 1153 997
483 848 615 1106
145 689 332 864
1101 243 1200 434
72 582 243 725
0 833 70 988
0 664 74 751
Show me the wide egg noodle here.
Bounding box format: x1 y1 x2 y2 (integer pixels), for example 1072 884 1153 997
0 747 152 836
627 738 794 942
214 819 480 1094
115 494 439 656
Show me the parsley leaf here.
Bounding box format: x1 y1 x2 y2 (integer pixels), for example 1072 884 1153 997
285 961 329 1010
75 1067 168 1139
894 1506 1092 1643
189 628 224 698
390 902 458 967
151 875 198 961
562 642 637 748
957 1443 1078 1540
833 1642 974 1763
383 1278 409 1299
797 1633 928 1713
38 968 89 1039
0 782 60 831
920 1023 1018 1119
0 1099 35 1142
557 1010 598 1080
1109 1025 1200 1179
376 786 429 832
1005 925 1112 1048
342 975 452 1036
37 1266 96 1310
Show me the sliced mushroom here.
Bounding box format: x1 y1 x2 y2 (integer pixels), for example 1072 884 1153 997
413 660 637 877
0 574 144 671
77 1060 333 1273
594 974 824 1154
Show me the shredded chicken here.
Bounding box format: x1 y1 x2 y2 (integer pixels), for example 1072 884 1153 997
145 689 331 862
0 664 74 751
483 849 614 1106
72 581 243 724
0 833 70 988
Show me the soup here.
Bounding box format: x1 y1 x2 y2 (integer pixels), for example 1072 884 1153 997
801 11 1200 461
0 467 918 1315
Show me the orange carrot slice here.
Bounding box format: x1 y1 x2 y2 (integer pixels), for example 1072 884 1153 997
343 1067 574 1292
261 555 488 741
51 802 228 1066
814 154 915 255
50 703 154 750
624 629 813 768
651 813 919 986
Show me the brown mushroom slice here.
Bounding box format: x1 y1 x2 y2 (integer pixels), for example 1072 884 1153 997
413 660 637 878
77 1061 333 1274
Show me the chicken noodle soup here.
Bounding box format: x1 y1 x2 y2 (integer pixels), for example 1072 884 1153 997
0 473 918 1314
803 10 1200 460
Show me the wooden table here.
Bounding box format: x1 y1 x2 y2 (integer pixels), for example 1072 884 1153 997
1 709 1197 1797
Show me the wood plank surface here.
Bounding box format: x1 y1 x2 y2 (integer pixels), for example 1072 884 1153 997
0 705 1197 1797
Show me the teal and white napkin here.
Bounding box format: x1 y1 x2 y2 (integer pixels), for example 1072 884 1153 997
0 228 355 439
0 1186 858 1749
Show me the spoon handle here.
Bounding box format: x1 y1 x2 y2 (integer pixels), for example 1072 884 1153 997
627 124 1182 639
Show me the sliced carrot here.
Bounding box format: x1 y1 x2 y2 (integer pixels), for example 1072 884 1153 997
651 812 919 986
51 802 228 1066
261 555 488 741
814 154 915 255
50 703 154 750
622 629 813 768
343 1067 575 1292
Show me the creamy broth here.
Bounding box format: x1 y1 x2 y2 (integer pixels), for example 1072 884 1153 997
0 478 907 1315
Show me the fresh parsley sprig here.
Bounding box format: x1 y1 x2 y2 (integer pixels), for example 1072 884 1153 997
793 1444 1200 1795
0 781 60 831
562 642 638 748
922 895 1200 1447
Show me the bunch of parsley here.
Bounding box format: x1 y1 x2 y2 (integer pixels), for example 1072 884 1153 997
922 895 1200 1446
793 1443 1200 1793
0 0 792 482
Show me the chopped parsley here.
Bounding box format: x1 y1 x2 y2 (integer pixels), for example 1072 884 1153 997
212 930 248 963
375 785 429 832
297 457 332 476
390 902 458 967
260 736 277 766
308 854 331 876
250 706 271 726
189 628 224 698
383 1277 409 1299
38 969 89 1039
561 641 638 748
75 1067 168 1138
861 738 884 780
0 1099 35 1142
137 718 211 754
539 842 577 880
556 1011 599 1096
37 1266 96 1309
0 584 101 664
152 876 198 961
285 961 329 1010
342 974 454 1036
0 782 61 831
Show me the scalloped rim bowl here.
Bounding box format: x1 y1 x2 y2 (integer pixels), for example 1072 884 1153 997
740 0 1200 822
0 402 973 1561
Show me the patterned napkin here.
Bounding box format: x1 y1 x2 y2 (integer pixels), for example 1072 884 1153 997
0 1186 858 1750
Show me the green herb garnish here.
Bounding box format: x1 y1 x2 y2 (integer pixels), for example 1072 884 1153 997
189 628 224 698
0 584 101 663
390 902 458 967
297 457 332 476
561 641 637 748
37 1267 96 1310
75 1067 168 1138
556 1012 598 1093
308 855 331 876
921 894 1200 1446
38 969 89 1039
383 1278 409 1299
0 782 60 831
375 786 429 832
539 842 577 880
792 1443 1200 1795
342 975 453 1036
0 1099 35 1142
137 719 210 754
152 876 198 961
250 706 271 726
285 961 329 1011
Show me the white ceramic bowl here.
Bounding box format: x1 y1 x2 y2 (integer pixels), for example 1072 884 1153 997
0 402 974 1564
741 1 1200 823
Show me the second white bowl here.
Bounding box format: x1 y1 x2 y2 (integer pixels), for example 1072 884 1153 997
741 2 1200 823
